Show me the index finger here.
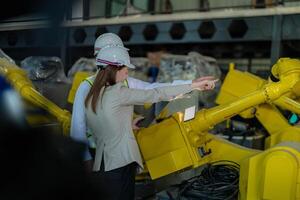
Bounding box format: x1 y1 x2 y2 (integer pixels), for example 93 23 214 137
198 76 215 81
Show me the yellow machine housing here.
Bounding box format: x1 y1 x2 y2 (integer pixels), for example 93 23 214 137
239 141 300 200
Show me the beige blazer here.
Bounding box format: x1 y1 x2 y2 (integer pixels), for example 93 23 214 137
85 82 192 172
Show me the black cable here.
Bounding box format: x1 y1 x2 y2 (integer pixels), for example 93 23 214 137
175 160 240 200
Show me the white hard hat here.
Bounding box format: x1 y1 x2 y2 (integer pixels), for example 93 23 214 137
96 46 135 69
94 33 128 56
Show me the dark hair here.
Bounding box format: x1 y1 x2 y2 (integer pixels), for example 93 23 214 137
85 65 125 113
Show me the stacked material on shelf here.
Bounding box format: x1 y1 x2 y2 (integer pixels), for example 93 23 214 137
158 51 222 108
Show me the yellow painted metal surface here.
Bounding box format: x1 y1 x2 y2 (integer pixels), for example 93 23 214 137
275 96 300 114
215 65 266 106
26 114 55 125
137 115 258 179
216 61 300 118
67 71 91 104
137 117 193 179
239 142 300 200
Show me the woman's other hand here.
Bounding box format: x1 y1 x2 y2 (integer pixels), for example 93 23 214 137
132 116 145 130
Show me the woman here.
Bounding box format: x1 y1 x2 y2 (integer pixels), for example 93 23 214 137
85 46 216 200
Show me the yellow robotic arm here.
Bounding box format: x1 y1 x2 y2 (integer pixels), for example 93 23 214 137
0 58 71 136
216 58 300 148
137 58 300 199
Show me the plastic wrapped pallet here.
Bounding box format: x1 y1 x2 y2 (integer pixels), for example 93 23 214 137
21 56 69 83
20 56 71 109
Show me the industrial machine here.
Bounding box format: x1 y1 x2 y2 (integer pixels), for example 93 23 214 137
1 56 300 199
136 58 300 199
216 60 300 148
0 58 71 136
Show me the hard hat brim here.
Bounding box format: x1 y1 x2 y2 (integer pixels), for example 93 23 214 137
126 63 136 69
94 46 129 56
